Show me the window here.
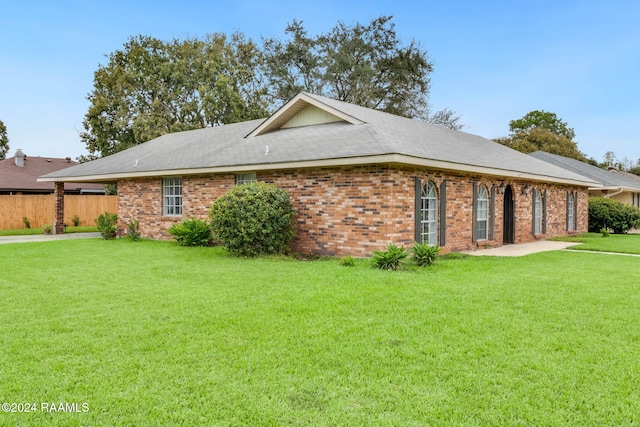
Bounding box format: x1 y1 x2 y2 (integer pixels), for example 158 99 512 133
420 181 438 245
475 185 489 241
163 177 182 216
534 190 543 234
236 173 256 185
567 192 575 231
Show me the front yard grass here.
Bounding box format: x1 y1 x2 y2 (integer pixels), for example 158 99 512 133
553 232 640 254
1 238 639 426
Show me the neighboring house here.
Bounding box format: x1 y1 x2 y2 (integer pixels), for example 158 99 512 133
40 92 598 256
0 150 105 195
530 151 640 208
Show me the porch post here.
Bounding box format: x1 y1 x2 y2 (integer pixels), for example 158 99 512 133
54 181 65 234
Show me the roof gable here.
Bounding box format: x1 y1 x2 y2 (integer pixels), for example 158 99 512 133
246 92 363 137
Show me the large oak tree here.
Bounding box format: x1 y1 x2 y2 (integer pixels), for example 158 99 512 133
262 16 462 128
81 33 269 159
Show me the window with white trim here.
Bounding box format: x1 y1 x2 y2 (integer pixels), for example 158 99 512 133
534 190 543 234
236 173 256 185
567 193 575 231
420 181 438 246
475 185 489 241
163 177 182 216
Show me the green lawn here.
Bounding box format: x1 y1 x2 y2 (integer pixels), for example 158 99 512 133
554 232 640 254
1 238 639 426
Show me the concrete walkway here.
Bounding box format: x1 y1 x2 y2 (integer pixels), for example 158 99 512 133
0 232 101 244
463 240 581 257
464 239 640 257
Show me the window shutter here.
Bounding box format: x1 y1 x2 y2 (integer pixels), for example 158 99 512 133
489 184 495 240
574 191 579 230
566 191 570 231
440 180 447 246
542 189 547 234
472 181 477 243
531 188 537 235
414 177 422 243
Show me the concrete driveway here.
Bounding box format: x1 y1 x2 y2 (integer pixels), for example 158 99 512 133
0 232 101 244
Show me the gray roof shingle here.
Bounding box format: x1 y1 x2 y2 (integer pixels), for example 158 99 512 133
41 92 597 186
529 151 640 190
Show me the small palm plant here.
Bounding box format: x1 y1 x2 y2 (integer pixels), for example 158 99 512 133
411 242 440 267
372 243 408 270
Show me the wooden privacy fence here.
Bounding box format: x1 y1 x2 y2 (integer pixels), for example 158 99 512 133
0 195 117 230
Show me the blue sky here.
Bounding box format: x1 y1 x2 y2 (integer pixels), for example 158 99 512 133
1 0 638 163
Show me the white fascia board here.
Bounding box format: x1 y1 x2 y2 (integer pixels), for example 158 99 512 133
37 154 600 187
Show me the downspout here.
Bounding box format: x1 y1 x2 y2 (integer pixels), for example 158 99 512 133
603 188 624 199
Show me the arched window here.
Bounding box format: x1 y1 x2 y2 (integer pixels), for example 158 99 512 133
534 189 543 234
420 181 438 245
475 185 489 241
567 192 575 231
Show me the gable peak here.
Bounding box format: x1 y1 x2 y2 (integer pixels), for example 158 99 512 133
246 92 363 138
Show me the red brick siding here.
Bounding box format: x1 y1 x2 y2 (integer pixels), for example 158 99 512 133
117 166 588 257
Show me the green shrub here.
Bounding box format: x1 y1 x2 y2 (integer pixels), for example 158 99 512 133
372 243 408 271
412 242 440 267
22 217 31 229
339 255 356 267
588 197 640 234
168 218 212 247
600 227 611 237
95 212 118 240
71 214 81 227
126 219 141 241
209 182 296 257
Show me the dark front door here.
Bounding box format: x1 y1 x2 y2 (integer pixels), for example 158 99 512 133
503 185 515 244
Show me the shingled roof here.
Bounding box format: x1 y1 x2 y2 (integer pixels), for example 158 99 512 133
1 151 105 193
40 92 597 187
529 151 640 191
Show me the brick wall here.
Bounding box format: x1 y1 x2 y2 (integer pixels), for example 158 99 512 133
117 165 588 257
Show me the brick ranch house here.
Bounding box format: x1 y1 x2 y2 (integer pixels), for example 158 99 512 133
40 92 598 256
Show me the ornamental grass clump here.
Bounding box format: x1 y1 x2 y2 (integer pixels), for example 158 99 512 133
168 218 212 247
411 242 440 267
372 243 408 270
209 182 296 257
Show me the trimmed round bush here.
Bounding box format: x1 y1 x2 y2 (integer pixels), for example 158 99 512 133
209 182 296 256
588 196 640 234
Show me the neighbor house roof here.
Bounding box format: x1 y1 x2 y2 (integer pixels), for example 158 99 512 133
40 92 598 187
1 152 105 193
529 151 640 192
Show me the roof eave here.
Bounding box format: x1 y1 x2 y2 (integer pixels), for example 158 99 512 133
38 154 598 187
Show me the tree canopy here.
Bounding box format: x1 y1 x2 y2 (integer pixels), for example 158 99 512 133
81 33 269 159
82 16 463 158
0 119 9 160
508 110 575 140
495 110 585 161
262 16 462 129
264 17 429 119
